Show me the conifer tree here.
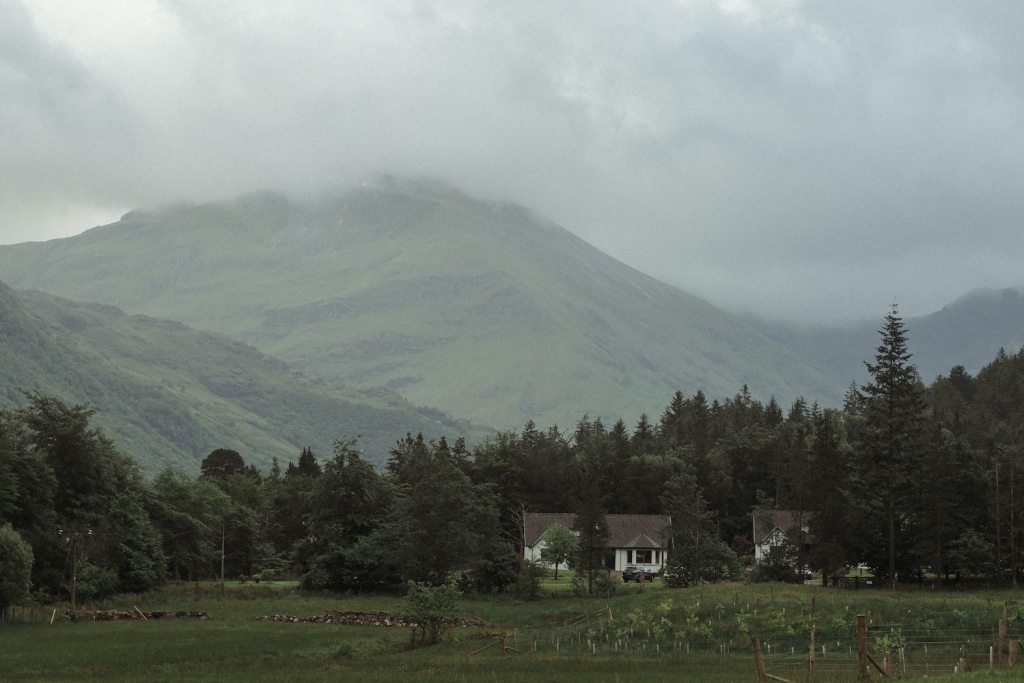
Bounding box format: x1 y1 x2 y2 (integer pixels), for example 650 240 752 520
807 409 851 585
661 469 711 586
573 477 609 594
631 414 654 456
860 304 926 588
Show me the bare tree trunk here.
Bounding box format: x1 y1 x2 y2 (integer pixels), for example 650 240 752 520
1007 464 1015 593
693 498 702 585
997 464 1003 580
220 524 226 595
889 471 897 591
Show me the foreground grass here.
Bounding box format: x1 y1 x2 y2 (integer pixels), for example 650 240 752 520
5 581 1024 682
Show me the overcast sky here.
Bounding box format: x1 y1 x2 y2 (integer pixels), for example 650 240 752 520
2 0 1023 323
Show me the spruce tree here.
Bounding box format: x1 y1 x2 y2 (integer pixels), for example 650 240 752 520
573 476 610 594
861 304 926 588
631 414 654 456
661 469 711 586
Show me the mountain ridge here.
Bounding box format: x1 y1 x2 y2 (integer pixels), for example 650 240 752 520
747 287 1024 388
0 180 843 426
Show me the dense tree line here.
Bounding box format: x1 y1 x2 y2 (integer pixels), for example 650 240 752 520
3 305 1024 605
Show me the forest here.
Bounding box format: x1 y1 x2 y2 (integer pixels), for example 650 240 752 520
3 306 1024 613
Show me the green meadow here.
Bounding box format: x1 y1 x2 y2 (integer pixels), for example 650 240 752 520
5 579 1024 682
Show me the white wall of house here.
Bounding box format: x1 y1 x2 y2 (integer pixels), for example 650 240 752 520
523 540 550 566
754 528 788 563
526 543 666 572
615 548 665 572
523 539 567 572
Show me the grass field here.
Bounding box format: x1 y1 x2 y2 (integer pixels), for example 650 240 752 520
5 579 1024 682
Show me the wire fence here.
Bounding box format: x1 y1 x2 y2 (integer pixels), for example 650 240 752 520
482 608 1024 680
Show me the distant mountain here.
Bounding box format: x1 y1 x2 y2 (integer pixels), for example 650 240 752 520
0 281 477 473
750 288 1024 388
0 179 839 427
912 288 1024 378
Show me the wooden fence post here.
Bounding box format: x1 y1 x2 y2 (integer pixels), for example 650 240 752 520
1000 602 1008 666
857 614 868 680
752 635 768 683
808 626 816 680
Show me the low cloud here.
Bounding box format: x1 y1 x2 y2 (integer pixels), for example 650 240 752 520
3 0 1023 323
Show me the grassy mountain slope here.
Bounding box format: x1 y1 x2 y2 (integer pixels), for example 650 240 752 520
0 180 839 427
751 288 1024 388
0 281 476 473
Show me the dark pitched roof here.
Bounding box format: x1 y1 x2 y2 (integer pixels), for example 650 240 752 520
752 509 813 545
524 513 670 548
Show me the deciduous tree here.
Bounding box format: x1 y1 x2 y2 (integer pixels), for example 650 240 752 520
0 524 33 618
540 521 578 579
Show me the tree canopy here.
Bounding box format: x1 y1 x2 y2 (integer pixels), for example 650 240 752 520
5 305 1024 600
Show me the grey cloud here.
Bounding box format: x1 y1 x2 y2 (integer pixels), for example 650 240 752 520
2 0 1024 323
0 1 138 230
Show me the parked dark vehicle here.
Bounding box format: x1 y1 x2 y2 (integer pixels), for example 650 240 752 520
622 566 658 583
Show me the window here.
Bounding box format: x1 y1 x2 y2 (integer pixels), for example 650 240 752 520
634 549 653 564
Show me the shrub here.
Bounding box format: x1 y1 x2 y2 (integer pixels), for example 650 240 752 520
514 559 546 600
399 579 461 647
664 538 740 586
593 571 619 598
299 567 330 591
74 561 119 600
749 540 801 583
0 524 33 616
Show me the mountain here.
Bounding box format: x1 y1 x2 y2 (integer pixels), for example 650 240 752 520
0 281 476 473
0 179 839 427
751 288 1024 388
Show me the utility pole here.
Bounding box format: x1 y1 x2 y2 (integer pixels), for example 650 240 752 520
220 523 226 596
70 533 78 621
60 528 91 622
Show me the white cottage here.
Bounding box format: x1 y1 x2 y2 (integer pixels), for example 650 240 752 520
752 509 813 563
523 512 670 573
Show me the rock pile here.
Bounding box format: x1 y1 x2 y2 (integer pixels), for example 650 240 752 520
256 609 485 627
69 609 209 621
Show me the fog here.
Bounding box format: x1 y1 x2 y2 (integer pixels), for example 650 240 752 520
3 0 1023 323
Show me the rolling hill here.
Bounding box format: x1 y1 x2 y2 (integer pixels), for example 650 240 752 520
0 179 839 427
0 281 477 473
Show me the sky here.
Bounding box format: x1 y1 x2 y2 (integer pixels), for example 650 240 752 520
2 0 1023 324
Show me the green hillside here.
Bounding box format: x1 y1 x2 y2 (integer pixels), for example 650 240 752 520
0 281 477 473
0 180 838 427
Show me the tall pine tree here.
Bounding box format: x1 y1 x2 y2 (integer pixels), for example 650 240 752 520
860 304 926 588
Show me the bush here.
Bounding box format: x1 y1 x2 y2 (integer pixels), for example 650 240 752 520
513 559 546 600
254 544 289 579
664 539 740 586
570 568 619 597
74 561 120 600
571 570 587 596
750 540 801 583
947 529 993 578
299 567 330 591
0 524 33 615
399 579 461 647
702 539 742 581
593 571 619 598
469 542 520 593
